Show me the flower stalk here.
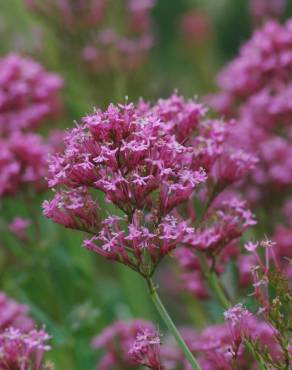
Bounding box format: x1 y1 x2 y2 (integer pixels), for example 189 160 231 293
146 278 202 370
198 253 231 309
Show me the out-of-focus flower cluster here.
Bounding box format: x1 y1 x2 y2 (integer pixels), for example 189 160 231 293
0 53 62 135
26 0 156 72
209 20 292 208
0 327 52 370
180 10 212 47
0 54 63 200
176 197 256 298
0 292 34 332
92 320 167 370
93 307 290 370
249 0 287 25
0 292 52 370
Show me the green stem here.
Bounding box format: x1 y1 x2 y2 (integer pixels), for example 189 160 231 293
198 253 231 309
147 278 202 370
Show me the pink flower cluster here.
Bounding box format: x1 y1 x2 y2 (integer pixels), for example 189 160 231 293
44 93 257 277
92 320 162 370
176 198 256 298
0 53 64 199
0 327 51 370
93 315 283 370
128 328 162 369
0 292 52 370
0 54 63 136
187 316 284 369
44 95 217 274
209 20 292 206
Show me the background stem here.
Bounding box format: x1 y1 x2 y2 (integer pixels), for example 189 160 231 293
198 253 231 309
147 278 202 370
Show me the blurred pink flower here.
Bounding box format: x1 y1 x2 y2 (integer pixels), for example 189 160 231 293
0 292 34 333
249 0 287 24
9 217 31 241
0 53 63 136
180 10 212 45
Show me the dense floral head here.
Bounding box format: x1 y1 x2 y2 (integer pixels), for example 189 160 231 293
0 327 51 370
0 53 63 136
46 99 207 217
44 93 257 275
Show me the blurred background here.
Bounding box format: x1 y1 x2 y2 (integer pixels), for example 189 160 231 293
0 0 292 369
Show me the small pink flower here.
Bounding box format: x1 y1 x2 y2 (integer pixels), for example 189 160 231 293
244 241 259 252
